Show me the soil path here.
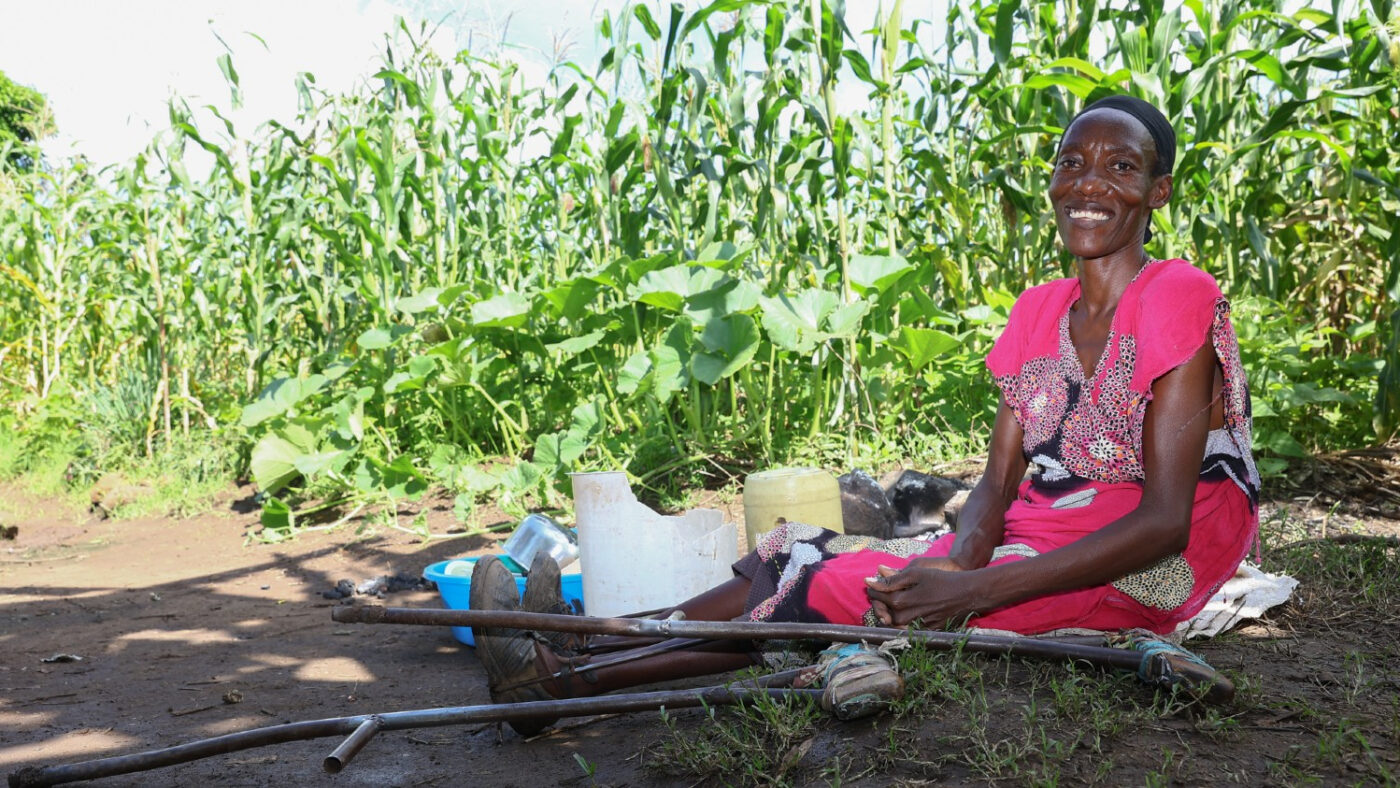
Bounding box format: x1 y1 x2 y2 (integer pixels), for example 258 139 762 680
0 485 734 787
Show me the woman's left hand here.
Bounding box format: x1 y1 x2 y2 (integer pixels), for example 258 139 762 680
864 563 995 627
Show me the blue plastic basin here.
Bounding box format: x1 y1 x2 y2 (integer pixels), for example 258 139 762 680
423 556 584 647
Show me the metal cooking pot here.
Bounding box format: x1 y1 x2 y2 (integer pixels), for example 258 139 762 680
502 513 580 571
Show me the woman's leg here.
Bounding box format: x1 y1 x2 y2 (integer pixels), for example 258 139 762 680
479 557 761 700
673 575 752 620
585 575 754 652
535 638 759 698
536 575 759 694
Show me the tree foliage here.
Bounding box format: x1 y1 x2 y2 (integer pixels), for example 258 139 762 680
0 69 55 169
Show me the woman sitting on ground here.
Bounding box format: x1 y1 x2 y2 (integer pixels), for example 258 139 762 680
470 94 1260 733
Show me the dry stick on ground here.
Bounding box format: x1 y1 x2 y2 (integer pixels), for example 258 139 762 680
7 673 812 788
333 606 1235 703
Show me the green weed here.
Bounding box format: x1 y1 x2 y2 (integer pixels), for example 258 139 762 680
648 686 822 786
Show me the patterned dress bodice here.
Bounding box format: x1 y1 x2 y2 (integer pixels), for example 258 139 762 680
998 300 1258 502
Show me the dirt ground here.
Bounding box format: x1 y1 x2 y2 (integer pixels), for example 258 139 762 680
2 473 1398 787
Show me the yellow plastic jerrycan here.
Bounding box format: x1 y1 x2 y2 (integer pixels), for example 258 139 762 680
742 467 843 551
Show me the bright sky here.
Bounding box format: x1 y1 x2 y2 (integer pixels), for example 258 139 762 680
0 0 925 169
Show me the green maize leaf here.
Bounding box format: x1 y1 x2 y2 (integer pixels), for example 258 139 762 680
1129 72 1165 105
1044 57 1106 80
1024 72 1098 99
217 53 242 107
1276 129 1351 168
605 132 638 174
993 0 1016 65
890 326 963 370
842 49 883 90
1324 85 1387 98
1246 99 1308 145
633 4 662 39
679 0 756 40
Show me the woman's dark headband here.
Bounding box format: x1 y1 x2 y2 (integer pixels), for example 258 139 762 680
1068 95 1176 177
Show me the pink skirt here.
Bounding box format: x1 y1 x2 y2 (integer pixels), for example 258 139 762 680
738 477 1255 635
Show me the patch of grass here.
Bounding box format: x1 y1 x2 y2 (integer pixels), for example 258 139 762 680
1309 717 1397 785
647 680 823 787
103 432 243 518
1143 746 1184 787
1270 537 1400 630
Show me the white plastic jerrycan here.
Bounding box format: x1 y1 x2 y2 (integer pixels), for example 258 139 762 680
570 471 738 618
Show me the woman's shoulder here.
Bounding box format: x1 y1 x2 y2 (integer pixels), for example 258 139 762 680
1124 259 1228 388
1136 258 1223 301
1010 276 1078 315
988 278 1077 376
1122 259 1224 329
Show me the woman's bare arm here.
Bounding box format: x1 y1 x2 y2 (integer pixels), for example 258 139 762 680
866 341 1218 627
942 398 1026 570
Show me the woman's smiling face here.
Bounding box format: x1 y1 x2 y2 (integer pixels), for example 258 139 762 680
1049 108 1172 262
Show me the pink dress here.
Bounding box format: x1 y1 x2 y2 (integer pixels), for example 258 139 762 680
736 259 1260 635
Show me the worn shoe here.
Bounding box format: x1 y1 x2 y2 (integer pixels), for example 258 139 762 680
468 555 523 661
469 555 560 736
521 554 587 653
521 554 564 615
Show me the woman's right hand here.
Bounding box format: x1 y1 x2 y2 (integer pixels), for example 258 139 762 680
865 562 996 627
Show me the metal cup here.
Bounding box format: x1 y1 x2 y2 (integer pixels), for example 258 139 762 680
502 513 580 571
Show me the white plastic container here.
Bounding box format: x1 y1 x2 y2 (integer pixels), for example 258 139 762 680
571 471 738 618
742 467 843 550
